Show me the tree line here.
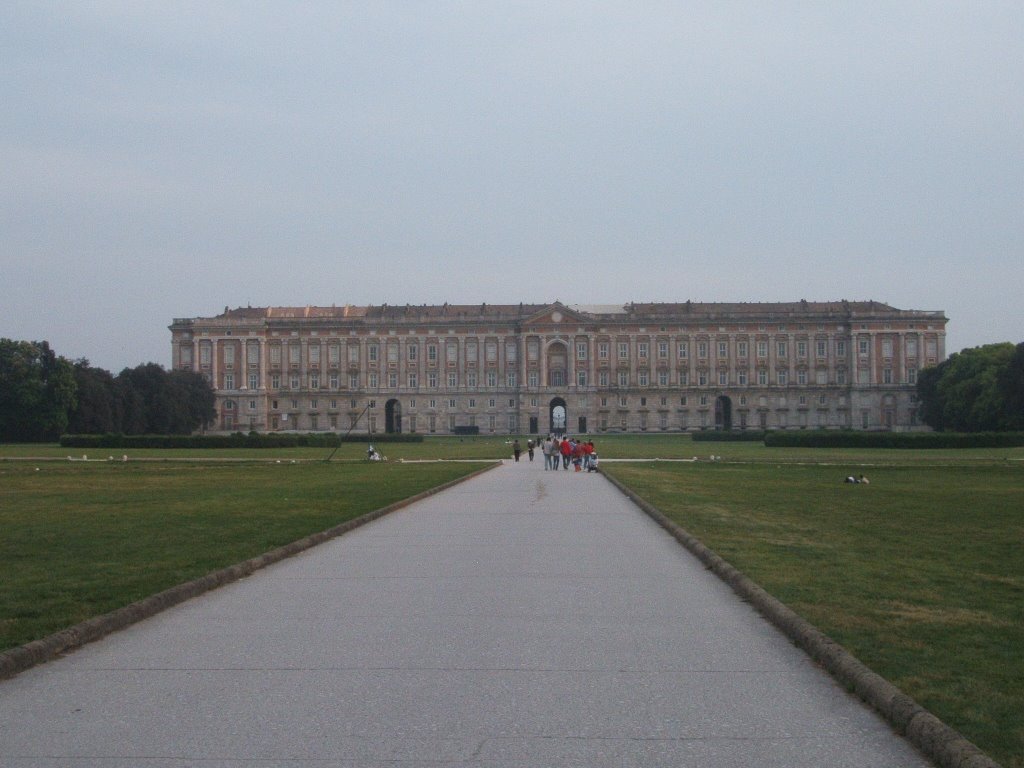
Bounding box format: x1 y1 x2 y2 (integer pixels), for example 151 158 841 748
0 339 215 442
916 342 1024 432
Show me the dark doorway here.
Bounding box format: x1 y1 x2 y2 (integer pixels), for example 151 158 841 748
385 399 402 433
549 397 567 435
714 396 732 431
578 416 587 434
529 416 539 434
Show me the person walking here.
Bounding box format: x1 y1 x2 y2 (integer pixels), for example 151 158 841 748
527 439 535 461
512 439 521 462
560 437 572 470
543 437 554 470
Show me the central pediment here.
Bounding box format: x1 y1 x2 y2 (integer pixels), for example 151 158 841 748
521 302 590 327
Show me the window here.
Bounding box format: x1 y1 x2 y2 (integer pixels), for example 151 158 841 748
617 371 628 387
528 372 538 387
488 398 495 407
859 339 870 356
926 339 937 357
248 399 257 411
448 372 458 388
816 370 827 385
718 341 728 358
599 342 609 359
638 371 649 387
906 337 918 357
577 342 588 360
816 340 827 358
486 342 497 361
777 341 787 358
310 399 318 409
757 341 768 358
506 343 517 362
224 345 235 366
598 371 609 386
388 373 398 388
466 342 478 362
882 339 893 358
737 341 748 358
797 370 807 385
508 398 515 407
368 373 378 389
737 371 748 386
758 369 768 385
718 370 728 386
638 342 649 358
777 370 788 386
698 371 708 386
349 373 359 389
408 373 418 388
837 368 847 385
269 346 280 365
224 374 234 389
658 371 669 386
618 342 629 359
836 340 847 357
428 372 438 388
289 345 301 365
908 367 917 384
427 344 438 362
329 344 340 364
619 396 628 407
487 371 497 387
527 340 538 361
697 341 708 358
248 373 259 390
507 372 517 387
658 342 668 358
449 398 457 409
467 372 477 387
446 343 458 363
368 344 379 362
678 341 689 359
271 374 281 389
577 371 587 386
797 341 807 358
883 368 893 384
679 371 689 385
290 374 300 389
309 345 321 365
309 374 320 389
387 344 398 363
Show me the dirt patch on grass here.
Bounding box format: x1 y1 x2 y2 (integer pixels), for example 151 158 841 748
883 601 1013 628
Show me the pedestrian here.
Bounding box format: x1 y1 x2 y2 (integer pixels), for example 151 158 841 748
512 439 521 462
527 439 535 461
560 436 572 469
543 437 555 470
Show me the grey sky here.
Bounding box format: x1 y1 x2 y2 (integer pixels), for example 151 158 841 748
2 2 1021 372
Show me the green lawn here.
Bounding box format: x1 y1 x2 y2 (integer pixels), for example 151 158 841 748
603 459 1024 768
0 460 487 652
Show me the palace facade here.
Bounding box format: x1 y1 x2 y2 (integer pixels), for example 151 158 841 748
169 301 946 434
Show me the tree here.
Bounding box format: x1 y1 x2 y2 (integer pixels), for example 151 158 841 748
916 342 1020 432
0 339 77 442
116 363 215 434
67 360 121 434
996 342 1024 431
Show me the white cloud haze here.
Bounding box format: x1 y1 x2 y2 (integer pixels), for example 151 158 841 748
2 2 1021 371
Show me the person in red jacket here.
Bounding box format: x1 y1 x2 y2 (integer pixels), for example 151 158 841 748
559 436 572 469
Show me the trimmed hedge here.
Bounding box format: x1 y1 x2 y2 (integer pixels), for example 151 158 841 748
692 430 768 442
60 432 424 449
763 430 1024 449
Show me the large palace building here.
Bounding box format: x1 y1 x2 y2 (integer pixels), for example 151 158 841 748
170 301 946 435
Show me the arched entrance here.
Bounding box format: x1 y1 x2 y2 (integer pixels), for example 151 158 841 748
385 399 402 433
715 395 732 431
549 397 567 435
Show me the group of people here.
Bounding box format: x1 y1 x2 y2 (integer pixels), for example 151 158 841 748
510 436 599 472
844 474 869 484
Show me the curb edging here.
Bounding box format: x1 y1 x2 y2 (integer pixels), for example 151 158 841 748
601 470 1003 768
0 461 501 683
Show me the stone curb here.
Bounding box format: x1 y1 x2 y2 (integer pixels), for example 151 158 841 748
601 471 1003 768
0 461 501 683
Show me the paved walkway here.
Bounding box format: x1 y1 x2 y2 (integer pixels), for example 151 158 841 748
0 460 932 767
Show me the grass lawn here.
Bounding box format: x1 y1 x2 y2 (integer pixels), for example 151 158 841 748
603 459 1024 768
0 460 487 653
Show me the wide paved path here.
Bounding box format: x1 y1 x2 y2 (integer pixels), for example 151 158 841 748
0 460 931 767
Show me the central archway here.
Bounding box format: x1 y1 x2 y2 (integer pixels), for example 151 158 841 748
715 395 732 431
549 397 567 435
385 399 402 433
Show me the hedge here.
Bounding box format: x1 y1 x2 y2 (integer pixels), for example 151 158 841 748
60 432 424 449
763 430 1024 449
692 430 768 442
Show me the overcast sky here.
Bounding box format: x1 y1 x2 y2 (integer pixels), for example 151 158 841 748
2 2 1021 372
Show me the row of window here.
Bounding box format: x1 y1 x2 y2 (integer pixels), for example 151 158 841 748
218 364 918 391
184 335 939 368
